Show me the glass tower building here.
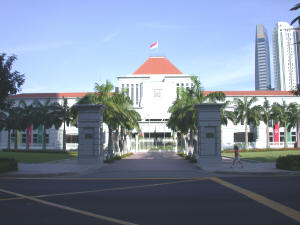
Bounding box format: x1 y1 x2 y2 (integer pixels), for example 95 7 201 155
255 24 271 90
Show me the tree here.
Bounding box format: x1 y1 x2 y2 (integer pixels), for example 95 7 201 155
32 99 63 151
0 54 25 110
4 106 23 151
290 3 300 26
233 97 260 150
167 76 226 154
76 80 141 158
19 100 34 151
291 84 300 96
271 101 300 148
59 98 73 152
257 98 272 149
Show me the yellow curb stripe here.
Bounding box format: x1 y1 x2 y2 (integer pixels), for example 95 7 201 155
0 188 139 225
0 178 207 201
210 177 300 223
0 177 202 181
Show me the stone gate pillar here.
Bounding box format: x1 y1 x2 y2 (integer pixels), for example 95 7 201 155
195 103 224 165
76 104 104 164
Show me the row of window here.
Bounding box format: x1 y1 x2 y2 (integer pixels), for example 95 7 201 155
9 134 80 144
121 83 142 105
233 132 297 143
10 133 49 144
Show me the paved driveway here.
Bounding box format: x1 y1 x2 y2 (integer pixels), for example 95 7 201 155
88 151 203 178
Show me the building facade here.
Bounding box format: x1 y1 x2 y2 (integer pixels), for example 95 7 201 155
273 22 298 91
255 24 271 90
0 57 299 151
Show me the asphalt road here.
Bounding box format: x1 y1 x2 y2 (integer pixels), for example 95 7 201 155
0 176 300 225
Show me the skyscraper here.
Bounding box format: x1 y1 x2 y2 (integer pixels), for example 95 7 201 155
272 22 297 91
255 24 271 90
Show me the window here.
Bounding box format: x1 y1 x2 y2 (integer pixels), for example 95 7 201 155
126 84 129 95
280 132 284 142
153 89 161 97
121 84 124 91
11 133 15 142
33 134 38 144
181 83 184 87
22 134 26 144
136 84 139 105
176 83 179 87
131 84 134 100
269 132 273 142
234 132 255 142
45 134 49 144
291 132 296 142
66 135 78 143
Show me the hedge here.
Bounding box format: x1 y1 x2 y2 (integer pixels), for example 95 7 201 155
223 148 300 153
3 149 71 154
276 155 300 171
0 158 18 173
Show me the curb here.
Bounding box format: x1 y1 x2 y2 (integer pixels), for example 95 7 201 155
222 156 260 163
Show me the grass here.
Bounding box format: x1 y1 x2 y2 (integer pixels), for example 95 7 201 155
0 151 77 163
222 150 300 162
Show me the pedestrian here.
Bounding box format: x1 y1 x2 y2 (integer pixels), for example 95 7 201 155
231 144 243 168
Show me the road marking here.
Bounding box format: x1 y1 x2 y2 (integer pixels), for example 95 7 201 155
0 188 139 225
210 177 300 223
0 178 207 201
0 177 203 181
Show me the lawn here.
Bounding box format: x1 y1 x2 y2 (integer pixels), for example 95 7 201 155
222 150 300 162
0 151 78 163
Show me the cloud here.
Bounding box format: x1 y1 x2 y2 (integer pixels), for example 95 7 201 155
102 31 120 43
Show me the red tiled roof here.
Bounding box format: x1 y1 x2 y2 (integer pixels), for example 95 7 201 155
203 90 294 96
9 92 91 98
133 57 182 74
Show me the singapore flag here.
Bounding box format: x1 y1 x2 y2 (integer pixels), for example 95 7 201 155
150 41 158 49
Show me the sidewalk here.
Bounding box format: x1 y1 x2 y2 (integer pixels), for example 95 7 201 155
198 156 299 175
1 159 104 177
0 152 299 177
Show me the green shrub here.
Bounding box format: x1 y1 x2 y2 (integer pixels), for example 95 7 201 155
3 149 69 154
223 148 300 153
177 152 197 163
114 155 122 160
0 158 18 173
104 156 115 163
276 155 300 171
177 152 185 157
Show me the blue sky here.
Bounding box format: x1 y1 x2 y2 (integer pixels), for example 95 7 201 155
1 0 298 93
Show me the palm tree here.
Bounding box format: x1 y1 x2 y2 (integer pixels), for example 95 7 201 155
233 96 259 150
19 100 34 151
256 98 273 149
59 98 73 152
220 100 237 150
32 99 63 151
290 3 300 26
271 101 300 148
167 76 226 154
4 106 22 151
76 80 141 158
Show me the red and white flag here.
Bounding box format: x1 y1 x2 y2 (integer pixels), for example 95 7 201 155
150 41 158 49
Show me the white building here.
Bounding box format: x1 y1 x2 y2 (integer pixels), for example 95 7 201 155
273 22 298 91
0 56 299 151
